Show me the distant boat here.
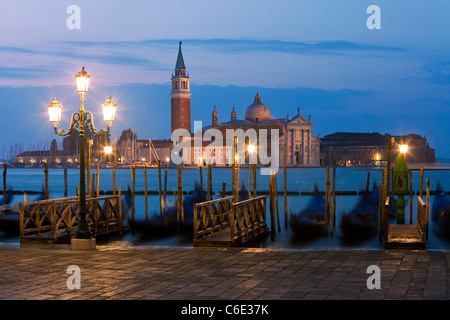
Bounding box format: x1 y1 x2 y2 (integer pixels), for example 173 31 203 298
340 183 379 238
431 181 450 237
289 184 326 239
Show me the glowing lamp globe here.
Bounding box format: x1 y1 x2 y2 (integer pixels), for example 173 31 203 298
47 97 62 125
104 146 112 155
75 67 90 94
399 145 408 153
102 96 117 125
248 144 256 153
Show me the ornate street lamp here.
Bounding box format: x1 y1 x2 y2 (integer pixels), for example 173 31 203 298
104 145 113 155
47 67 117 239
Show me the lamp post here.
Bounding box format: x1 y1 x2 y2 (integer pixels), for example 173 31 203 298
47 67 117 239
393 144 409 224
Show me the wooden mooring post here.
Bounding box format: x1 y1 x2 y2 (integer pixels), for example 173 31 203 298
252 164 257 198
325 167 329 236
207 164 212 201
64 167 67 197
2 165 6 201
222 181 226 198
164 170 167 214
177 166 184 230
144 167 148 222
284 165 287 230
409 169 413 224
44 162 49 200
331 168 336 235
419 168 424 198
236 164 240 202
112 161 116 196
272 170 281 232
158 160 162 215
386 135 392 197
231 163 236 203
91 173 95 197
248 165 252 199
199 166 203 191
96 165 100 198
131 165 135 221
87 143 91 197
269 181 276 240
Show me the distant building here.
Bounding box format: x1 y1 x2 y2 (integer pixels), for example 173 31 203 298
197 92 321 167
320 132 435 166
14 140 77 165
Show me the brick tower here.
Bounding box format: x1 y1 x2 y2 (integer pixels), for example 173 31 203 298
171 41 191 134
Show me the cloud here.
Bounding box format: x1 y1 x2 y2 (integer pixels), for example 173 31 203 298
59 38 406 57
0 67 47 79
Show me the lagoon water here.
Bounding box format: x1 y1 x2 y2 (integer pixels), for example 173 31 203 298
2 166 450 250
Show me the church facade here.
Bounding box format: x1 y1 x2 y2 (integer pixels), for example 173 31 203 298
201 93 321 167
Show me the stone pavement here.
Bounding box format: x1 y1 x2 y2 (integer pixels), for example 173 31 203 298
0 243 449 302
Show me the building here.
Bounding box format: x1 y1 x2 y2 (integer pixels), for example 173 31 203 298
14 140 77 166
320 132 435 166
167 42 321 167
195 92 321 167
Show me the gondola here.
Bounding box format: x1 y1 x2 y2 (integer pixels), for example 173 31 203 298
289 184 326 239
128 182 207 236
121 186 132 217
431 181 450 237
0 188 14 207
340 183 379 238
0 191 45 235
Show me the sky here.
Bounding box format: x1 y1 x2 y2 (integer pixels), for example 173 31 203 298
0 0 450 159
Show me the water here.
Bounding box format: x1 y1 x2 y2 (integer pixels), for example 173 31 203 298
2 166 450 250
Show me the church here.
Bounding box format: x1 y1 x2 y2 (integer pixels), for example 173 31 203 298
170 42 321 167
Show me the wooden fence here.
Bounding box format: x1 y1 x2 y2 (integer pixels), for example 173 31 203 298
417 196 429 241
19 194 123 244
193 195 268 247
230 196 267 245
193 196 234 242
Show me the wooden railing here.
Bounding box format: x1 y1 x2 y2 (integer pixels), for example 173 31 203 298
193 196 234 241
193 195 268 246
230 196 267 245
19 194 122 243
383 196 391 242
383 194 429 243
417 196 429 241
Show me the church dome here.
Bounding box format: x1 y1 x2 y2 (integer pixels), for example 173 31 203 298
245 91 270 123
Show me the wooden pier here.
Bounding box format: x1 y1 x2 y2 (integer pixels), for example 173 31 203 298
382 191 429 250
193 195 269 247
19 194 124 244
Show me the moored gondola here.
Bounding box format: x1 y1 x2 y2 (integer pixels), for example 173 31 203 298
431 181 450 237
340 183 379 238
289 184 326 239
0 189 13 206
0 191 45 235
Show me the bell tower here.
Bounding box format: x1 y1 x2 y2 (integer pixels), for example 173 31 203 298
171 41 191 134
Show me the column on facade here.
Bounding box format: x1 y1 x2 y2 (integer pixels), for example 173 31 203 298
290 129 295 166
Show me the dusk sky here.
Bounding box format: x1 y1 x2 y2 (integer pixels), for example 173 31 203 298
1 1 450 159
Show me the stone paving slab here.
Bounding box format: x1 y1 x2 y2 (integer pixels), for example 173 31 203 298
0 244 449 304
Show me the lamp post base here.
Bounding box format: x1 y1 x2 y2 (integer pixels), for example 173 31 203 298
75 218 92 239
71 238 96 250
